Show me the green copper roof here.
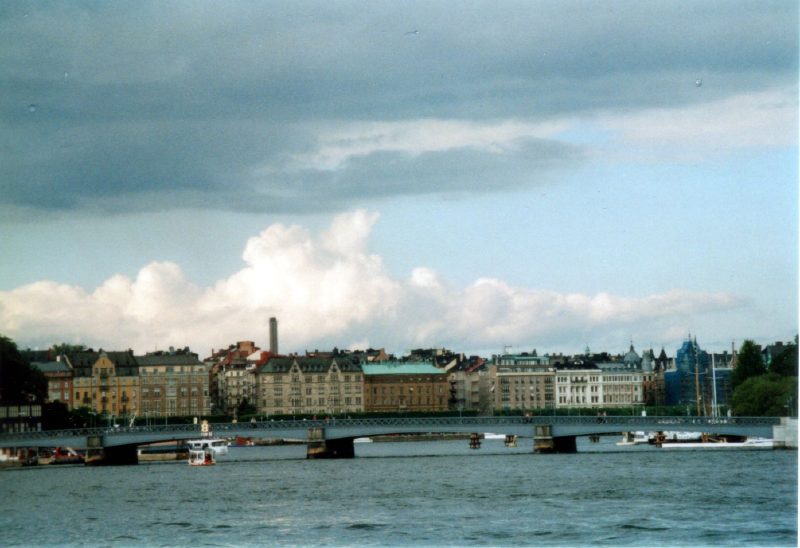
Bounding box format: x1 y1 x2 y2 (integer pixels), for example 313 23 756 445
361 362 445 376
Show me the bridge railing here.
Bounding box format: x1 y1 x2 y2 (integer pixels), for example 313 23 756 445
0 416 782 442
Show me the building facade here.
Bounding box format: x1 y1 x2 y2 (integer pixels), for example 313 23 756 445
600 368 644 407
363 362 449 412
555 363 602 408
32 357 73 406
665 337 711 411
256 357 364 416
67 351 139 418
448 358 493 414
136 350 210 418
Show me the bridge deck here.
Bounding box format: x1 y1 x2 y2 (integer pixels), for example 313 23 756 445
0 416 780 449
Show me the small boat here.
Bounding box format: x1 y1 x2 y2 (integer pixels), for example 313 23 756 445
231 436 256 447
353 437 373 443
648 431 702 444
188 448 215 466
49 447 85 465
186 438 229 456
616 432 649 446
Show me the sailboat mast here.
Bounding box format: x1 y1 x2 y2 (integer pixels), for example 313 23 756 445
711 353 718 418
694 341 701 416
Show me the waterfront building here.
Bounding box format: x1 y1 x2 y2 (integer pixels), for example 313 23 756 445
207 341 260 415
255 356 364 416
66 350 139 418
554 361 602 408
600 367 644 407
622 344 642 368
221 359 257 416
493 350 550 368
0 403 42 433
640 349 665 406
665 336 711 412
363 362 449 412
31 356 73 406
448 357 492 413
136 349 210 418
493 352 554 411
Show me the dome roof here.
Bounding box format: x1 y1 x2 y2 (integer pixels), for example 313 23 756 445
623 343 641 366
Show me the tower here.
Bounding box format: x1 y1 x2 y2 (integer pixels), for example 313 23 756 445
269 317 278 355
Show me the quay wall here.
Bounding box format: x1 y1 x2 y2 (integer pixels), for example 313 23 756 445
773 418 798 449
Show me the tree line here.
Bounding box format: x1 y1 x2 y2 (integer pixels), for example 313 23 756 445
730 338 797 416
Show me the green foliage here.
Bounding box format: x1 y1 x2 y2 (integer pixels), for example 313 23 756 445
51 342 88 355
769 342 798 377
42 401 72 430
236 397 257 417
732 339 766 388
731 373 797 416
0 334 47 404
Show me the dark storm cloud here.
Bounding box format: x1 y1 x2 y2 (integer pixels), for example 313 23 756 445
0 1 796 215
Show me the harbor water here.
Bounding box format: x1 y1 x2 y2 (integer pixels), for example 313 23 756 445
1 437 796 546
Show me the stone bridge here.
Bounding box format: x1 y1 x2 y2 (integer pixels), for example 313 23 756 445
0 415 782 464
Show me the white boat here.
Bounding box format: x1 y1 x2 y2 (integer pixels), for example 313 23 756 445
616 431 649 446
186 438 229 456
660 437 773 450
655 431 703 443
188 448 215 466
483 433 506 440
353 437 373 443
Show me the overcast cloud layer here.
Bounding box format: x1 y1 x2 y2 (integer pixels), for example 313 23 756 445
1 1 796 216
0 2 796 356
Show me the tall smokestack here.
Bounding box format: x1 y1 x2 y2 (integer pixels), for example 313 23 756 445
269 317 278 355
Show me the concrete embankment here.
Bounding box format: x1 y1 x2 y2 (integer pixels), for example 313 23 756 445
773 418 798 449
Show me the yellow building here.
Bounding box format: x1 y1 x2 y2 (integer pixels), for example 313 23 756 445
67 351 139 418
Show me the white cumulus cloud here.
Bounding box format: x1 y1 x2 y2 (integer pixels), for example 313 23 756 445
0 210 744 356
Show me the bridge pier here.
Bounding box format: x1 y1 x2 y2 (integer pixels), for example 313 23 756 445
533 424 577 454
306 427 355 459
84 435 139 465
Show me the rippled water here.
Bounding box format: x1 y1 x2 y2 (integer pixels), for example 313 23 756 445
1 438 796 546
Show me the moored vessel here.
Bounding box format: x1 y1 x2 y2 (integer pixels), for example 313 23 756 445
188 448 215 466
186 438 229 456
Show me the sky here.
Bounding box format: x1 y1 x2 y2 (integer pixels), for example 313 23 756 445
0 1 797 359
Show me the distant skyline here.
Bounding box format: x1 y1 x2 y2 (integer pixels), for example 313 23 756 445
0 2 796 358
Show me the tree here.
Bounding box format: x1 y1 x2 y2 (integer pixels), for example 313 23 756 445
236 397 257 417
51 342 87 355
42 401 72 430
732 339 766 389
0 335 47 404
730 374 797 416
769 340 798 377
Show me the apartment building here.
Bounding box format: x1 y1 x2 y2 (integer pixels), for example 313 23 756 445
600 368 644 407
136 349 210 418
448 358 493 414
207 341 260 414
255 356 364 416
67 351 139 417
555 362 602 408
31 357 73 406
